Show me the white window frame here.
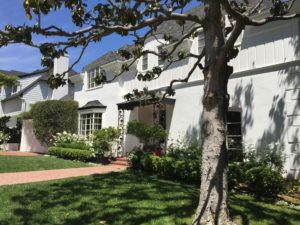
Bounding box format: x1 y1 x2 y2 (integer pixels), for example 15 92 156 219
87 67 102 90
11 84 19 94
157 45 165 67
226 109 243 162
79 111 103 137
142 53 148 71
198 32 205 54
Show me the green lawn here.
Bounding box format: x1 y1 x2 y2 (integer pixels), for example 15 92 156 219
0 170 299 225
0 155 91 173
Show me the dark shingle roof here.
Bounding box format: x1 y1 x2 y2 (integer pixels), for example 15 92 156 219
83 6 206 71
78 100 107 110
154 6 205 41
68 69 78 77
0 70 26 77
83 44 134 71
83 2 292 71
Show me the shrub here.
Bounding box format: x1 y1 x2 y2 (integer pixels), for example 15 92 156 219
228 163 244 190
128 148 145 169
55 142 91 150
92 127 120 156
245 166 285 197
0 116 22 143
48 147 94 162
30 100 78 145
128 149 200 184
127 120 168 145
53 131 89 146
0 131 10 144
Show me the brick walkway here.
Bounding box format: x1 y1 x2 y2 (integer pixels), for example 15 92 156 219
0 165 127 186
0 151 40 156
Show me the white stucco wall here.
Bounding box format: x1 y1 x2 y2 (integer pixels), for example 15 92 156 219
19 119 48 153
73 17 300 178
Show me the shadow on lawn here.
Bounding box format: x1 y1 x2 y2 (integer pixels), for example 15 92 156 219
229 194 300 225
2 171 300 225
3 171 198 225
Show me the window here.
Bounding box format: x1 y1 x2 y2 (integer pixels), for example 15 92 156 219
198 32 205 54
157 45 165 67
227 110 243 162
11 85 18 94
142 53 148 71
79 112 102 136
87 67 101 89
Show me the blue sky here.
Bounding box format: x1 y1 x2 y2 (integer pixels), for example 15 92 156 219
0 0 199 73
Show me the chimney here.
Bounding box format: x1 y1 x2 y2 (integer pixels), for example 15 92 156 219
53 55 69 79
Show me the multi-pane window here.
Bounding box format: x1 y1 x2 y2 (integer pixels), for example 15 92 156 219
157 45 165 67
11 85 18 94
198 32 205 54
142 53 148 71
87 67 101 89
227 111 243 162
79 113 102 136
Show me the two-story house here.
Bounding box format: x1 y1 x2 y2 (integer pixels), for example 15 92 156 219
0 56 77 127
73 3 300 178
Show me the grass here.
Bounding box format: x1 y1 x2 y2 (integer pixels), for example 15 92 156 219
0 155 91 173
0 170 299 225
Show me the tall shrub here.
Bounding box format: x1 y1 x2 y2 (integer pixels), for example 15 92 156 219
30 100 78 145
127 120 168 145
93 127 120 156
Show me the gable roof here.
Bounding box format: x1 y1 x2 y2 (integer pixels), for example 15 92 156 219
1 68 78 102
0 70 26 77
83 2 294 72
78 100 107 110
83 44 134 71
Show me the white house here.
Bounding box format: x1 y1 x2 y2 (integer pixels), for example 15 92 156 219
72 3 300 178
0 56 77 127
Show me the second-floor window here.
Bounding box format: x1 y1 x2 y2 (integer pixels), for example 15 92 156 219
157 45 165 67
142 53 148 71
11 85 19 94
87 67 101 89
198 32 205 54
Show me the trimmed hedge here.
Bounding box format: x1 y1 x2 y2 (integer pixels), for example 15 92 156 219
129 151 201 184
48 147 94 162
55 142 91 151
30 100 78 145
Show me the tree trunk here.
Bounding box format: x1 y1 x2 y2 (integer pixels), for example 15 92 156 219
192 1 233 224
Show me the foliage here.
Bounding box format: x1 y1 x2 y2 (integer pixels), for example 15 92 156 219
0 155 90 173
128 148 201 184
245 166 285 197
0 116 22 143
0 131 10 144
19 110 32 119
53 131 89 147
30 100 78 145
228 163 244 190
48 146 94 162
92 127 120 157
127 120 168 145
0 72 18 86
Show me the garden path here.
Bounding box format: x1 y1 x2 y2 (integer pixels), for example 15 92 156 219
0 164 127 186
0 151 39 156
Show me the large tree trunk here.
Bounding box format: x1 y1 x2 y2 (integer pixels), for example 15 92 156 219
192 1 233 224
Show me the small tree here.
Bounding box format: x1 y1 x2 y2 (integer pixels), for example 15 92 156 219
30 100 78 146
127 120 168 146
93 127 120 156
